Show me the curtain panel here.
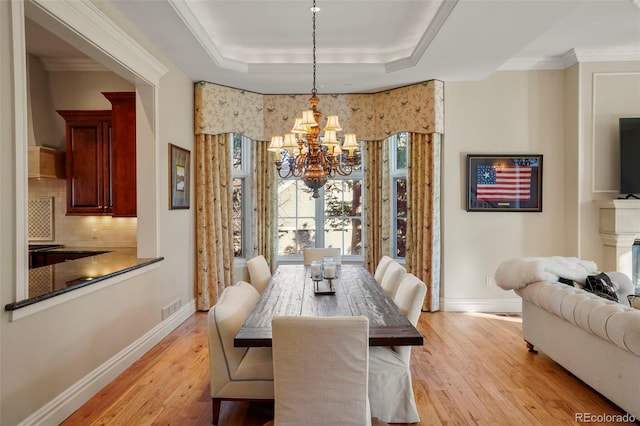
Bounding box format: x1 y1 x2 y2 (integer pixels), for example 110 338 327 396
195 133 234 310
251 140 276 271
406 132 441 311
363 139 390 274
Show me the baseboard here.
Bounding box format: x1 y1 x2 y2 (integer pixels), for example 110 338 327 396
18 299 197 426
443 297 522 313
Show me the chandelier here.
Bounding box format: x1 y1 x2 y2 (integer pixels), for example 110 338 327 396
268 0 360 199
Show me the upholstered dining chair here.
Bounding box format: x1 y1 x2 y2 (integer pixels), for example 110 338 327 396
379 260 406 300
302 247 342 265
247 254 272 294
269 315 371 426
207 282 274 425
373 255 394 283
368 273 426 423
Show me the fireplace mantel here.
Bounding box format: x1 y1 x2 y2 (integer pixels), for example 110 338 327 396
596 199 640 281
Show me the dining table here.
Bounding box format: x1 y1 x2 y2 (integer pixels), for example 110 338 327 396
234 264 424 347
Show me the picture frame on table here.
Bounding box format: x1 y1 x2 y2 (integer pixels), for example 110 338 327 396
466 154 543 212
169 143 190 209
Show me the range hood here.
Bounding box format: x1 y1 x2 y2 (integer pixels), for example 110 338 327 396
26 53 65 179
28 146 66 179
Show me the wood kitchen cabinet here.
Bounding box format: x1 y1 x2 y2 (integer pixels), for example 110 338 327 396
103 92 136 217
58 91 137 217
58 110 113 215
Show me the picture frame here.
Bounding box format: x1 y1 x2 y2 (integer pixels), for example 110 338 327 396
466 154 543 212
169 143 190 209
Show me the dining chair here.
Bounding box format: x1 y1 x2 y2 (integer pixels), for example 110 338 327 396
269 315 371 426
379 260 406 300
247 254 272 294
368 273 426 423
207 283 274 425
373 255 394 283
302 247 342 265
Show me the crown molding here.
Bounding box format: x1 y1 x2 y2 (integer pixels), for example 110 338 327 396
29 0 169 84
169 0 247 73
499 47 640 71
497 56 568 71
573 46 640 63
171 0 457 75
386 0 458 73
40 57 108 72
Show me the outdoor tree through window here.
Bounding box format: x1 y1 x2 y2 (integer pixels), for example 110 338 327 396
390 132 408 259
276 145 363 260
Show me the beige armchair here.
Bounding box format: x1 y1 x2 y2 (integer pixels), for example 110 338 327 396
379 260 406 300
302 247 341 265
369 273 426 423
270 316 371 426
247 255 272 294
207 282 274 425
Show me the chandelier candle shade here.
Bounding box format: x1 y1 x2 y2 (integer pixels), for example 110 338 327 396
268 0 360 198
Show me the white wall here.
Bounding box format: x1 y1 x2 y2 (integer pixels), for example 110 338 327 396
443 71 568 312
577 62 640 264
442 64 640 312
0 2 195 425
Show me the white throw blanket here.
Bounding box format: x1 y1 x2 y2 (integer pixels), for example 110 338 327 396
494 256 598 290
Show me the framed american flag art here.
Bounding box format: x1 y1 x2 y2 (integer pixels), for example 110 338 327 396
466 154 543 212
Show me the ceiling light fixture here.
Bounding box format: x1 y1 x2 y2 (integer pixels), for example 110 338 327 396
268 0 360 199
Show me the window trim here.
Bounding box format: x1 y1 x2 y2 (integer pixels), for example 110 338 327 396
389 132 408 260
231 133 252 259
275 152 365 263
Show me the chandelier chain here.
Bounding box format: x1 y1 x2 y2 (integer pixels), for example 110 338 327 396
312 0 317 95
268 0 360 198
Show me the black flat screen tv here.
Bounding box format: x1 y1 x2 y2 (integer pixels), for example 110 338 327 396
619 117 640 198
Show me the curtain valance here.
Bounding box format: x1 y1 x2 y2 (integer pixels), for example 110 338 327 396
194 80 443 141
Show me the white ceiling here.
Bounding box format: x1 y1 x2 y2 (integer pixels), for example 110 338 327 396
27 0 640 94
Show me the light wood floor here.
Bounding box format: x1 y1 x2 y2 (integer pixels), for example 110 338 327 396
62 311 629 426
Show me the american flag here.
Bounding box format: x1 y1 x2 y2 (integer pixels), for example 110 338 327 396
476 165 532 201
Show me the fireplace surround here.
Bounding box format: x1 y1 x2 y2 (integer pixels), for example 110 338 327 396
597 200 640 291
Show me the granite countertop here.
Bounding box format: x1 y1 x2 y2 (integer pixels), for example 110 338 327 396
6 247 164 311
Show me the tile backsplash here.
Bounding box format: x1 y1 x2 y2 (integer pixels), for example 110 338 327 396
28 179 137 247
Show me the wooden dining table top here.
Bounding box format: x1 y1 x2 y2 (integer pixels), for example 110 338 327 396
234 264 424 347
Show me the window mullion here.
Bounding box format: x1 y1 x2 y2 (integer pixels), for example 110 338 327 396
315 185 325 248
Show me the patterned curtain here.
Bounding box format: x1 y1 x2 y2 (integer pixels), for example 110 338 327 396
363 139 390 275
251 140 276 271
195 133 234 310
406 132 441 311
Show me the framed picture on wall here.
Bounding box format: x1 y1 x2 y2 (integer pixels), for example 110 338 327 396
466 154 543 212
169 143 190 209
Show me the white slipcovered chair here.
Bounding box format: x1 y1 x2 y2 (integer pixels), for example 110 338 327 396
302 247 342 265
247 254 271 294
379 260 406 300
373 255 394 283
207 282 274 425
369 273 426 423
269 315 371 426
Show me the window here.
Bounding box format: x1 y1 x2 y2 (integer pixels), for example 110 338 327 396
276 145 364 260
389 132 408 259
231 133 251 258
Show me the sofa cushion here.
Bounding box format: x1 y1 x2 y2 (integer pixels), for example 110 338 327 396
629 295 640 310
517 280 640 357
605 312 640 356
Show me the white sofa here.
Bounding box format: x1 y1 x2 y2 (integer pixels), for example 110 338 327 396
495 257 640 419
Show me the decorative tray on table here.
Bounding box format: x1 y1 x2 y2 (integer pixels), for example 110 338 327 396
313 277 336 295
